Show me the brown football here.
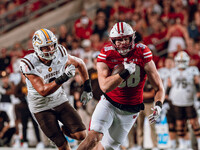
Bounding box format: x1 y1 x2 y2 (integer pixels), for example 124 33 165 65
111 64 125 75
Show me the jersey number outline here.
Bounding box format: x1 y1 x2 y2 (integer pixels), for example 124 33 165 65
118 65 140 88
176 78 188 88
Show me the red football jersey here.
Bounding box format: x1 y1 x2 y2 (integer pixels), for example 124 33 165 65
97 43 152 105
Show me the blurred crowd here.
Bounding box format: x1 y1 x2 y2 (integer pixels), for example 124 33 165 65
0 0 66 33
1 0 200 149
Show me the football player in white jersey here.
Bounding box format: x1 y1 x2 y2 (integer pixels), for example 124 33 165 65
20 28 93 150
167 51 200 149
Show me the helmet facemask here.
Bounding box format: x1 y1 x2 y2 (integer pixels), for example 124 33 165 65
32 29 58 60
109 22 136 56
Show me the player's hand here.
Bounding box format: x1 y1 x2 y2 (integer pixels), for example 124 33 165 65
80 79 93 105
80 91 93 105
65 64 75 78
148 105 162 124
0 86 6 94
124 62 136 74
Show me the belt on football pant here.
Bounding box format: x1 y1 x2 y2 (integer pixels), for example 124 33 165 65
103 93 144 113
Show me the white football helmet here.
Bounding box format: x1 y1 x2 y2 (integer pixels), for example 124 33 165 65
32 28 58 60
109 22 136 56
174 51 190 69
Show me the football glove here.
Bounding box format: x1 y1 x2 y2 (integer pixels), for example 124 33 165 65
65 64 76 78
124 62 136 74
80 91 93 105
80 79 93 105
55 64 76 85
148 105 162 124
0 86 6 94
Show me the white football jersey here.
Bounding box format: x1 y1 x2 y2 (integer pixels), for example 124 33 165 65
169 66 199 106
20 44 69 113
158 67 171 91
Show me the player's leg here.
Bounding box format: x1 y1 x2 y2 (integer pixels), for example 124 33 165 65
186 105 200 149
145 102 158 149
101 107 139 150
174 106 187 149
166 102 177 148
136 110 145 149
77 96 114 150
55 101 86 140
34 109 70 150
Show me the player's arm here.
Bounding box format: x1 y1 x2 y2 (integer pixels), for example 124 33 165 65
66 54 93 105
144 60 165 104
66 54 89 83
26 74 62 97
97 62 124 93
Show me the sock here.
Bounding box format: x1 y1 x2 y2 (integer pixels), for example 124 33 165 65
170 139 177 148
185 139 191 148
178 138 185 148
197 137 200 149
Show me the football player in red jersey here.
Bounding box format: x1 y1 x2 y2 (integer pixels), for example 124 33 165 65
77 22 165 150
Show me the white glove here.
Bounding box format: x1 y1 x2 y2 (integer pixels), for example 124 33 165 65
80 91 93 105
124 62 136 74
148 105 162 124
0 86 6 94
65 64 75 78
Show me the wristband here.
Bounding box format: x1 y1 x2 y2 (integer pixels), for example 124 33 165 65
166 87 171 95
119 69 130 79
155 101 162 108
198 97 200 101
195 84 200 92
83 79 92 92
55 73 69 85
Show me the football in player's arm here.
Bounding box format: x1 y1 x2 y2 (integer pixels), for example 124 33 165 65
20 29 93 150
77 22 165 150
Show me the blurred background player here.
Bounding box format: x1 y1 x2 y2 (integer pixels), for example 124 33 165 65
167 51 200 149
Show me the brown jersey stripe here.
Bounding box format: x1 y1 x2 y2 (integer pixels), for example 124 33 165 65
21 60 31 70
58 46 64 57
23 58 35 69
61 45 67 56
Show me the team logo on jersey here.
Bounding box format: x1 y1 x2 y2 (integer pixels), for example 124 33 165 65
48 67 52 72
57 61 61 65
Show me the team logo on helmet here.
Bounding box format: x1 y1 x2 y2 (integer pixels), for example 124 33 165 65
33 34 42 45
32 28 58 60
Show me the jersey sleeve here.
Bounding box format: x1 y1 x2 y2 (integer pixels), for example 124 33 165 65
97 47 108 63
136 43 153 64
20 55 39 76
191 66 199 76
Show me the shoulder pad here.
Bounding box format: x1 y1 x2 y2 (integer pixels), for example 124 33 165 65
188 66 199 76
20 53 38 74
57 44 68 57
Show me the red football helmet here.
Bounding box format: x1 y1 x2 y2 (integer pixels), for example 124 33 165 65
109 22 136 55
